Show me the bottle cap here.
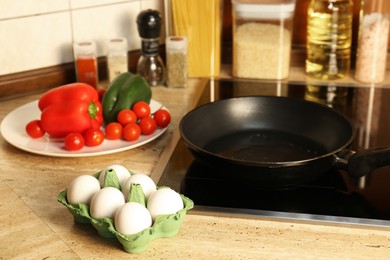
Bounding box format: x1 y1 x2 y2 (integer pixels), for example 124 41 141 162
137 9 162 39
166 36 187 51
108 38 128 55
73 41 97 57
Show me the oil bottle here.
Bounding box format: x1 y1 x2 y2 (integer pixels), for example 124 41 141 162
306 0 353 80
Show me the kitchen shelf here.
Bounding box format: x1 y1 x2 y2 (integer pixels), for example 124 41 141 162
219 64 390 89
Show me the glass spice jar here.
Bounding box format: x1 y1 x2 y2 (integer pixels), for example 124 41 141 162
107 38 128 83
355 0 390 84
166 36 187 88
73 41 98 89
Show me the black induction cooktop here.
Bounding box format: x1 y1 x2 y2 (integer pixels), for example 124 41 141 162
157 79 390 227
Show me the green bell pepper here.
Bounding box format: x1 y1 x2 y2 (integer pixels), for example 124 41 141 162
102 72 152 124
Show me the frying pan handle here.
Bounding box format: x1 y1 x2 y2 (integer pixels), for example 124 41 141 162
347 147 390 179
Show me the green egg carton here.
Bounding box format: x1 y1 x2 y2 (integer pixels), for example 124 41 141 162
57 171 194 253
110 194 193 253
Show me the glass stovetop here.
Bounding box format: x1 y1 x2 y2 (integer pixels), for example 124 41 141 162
157 79 390 227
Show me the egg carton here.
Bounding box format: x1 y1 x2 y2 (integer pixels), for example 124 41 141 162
57 173 194 254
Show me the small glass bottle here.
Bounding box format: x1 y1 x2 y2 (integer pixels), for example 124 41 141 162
107 38 128 83
136 9 166 86
166 36 187 88
73 41 98 89
306 0 353 80
355 1 390 83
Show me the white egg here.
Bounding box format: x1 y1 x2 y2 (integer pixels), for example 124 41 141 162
114 202 152 235
90 187 125 219
147 188 184 220
66 175 101 205
122 174 157 201
99 164 131 189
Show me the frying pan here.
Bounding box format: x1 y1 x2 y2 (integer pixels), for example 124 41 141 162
179 96 390 188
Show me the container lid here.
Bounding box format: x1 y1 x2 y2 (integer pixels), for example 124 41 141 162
232 0 296 19
73 41 97 57
166 36 187 51
108 38 128 55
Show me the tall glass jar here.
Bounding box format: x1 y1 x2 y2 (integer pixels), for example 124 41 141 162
355 1 390 83
306 0 353 80
231 0 296 80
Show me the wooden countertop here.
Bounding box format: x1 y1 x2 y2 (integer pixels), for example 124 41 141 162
1 78 390 259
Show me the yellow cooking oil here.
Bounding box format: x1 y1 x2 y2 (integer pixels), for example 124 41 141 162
306 0 353 80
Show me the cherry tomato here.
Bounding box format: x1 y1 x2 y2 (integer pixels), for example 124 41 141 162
132 101 151 119
153 109 171 128
139 117 157 135
123 123 141 141
25 119 45 138
64 132 85 151
83 128 105 147
105 122 123 140
117 109 137 126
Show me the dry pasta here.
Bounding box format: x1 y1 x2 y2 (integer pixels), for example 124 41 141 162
170 0 221 77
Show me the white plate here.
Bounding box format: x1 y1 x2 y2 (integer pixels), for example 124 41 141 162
0 100 168 157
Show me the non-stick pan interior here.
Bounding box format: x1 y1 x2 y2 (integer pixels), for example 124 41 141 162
180 96 354 165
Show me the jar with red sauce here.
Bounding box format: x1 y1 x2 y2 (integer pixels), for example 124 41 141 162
73 41 98 89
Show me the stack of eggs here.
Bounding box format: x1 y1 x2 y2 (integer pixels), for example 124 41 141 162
58 164 193 253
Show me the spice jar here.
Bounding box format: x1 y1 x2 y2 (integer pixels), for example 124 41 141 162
355 1 390 84
73 41 98 89
166 36 187 88
136 9 166 86
232 0 296 80
107 38 128 83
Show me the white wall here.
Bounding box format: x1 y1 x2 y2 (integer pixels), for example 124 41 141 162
0 0 165 76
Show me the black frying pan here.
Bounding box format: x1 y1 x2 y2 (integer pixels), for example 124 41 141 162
179 96 390 188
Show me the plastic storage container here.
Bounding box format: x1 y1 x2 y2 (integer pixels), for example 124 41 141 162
232 0 296 80
355 0 390 84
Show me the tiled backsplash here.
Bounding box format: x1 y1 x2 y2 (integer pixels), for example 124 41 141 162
0 0 165 76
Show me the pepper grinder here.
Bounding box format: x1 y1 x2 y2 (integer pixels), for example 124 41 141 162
136 9 166 86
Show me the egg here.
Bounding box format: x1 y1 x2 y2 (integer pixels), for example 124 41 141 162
122 174 157 201
66 175 101 205
99 164 131 189
90 187 125 219
114 202 152 235
147 188 184 220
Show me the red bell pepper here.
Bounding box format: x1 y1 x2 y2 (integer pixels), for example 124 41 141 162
38 83 103 138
